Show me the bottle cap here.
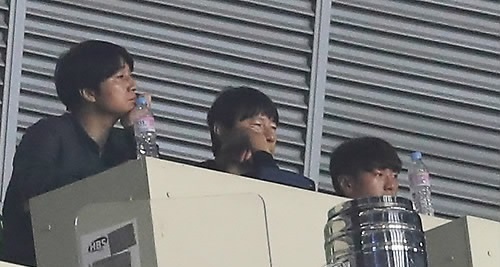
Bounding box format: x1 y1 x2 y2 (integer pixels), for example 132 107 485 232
136 95 147 106
411 151 422 161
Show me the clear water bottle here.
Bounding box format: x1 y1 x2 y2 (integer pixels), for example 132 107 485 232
408 151 434 215
133 95 159 158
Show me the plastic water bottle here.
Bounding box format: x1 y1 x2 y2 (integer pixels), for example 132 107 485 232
408 151 434 215
133 95 159 158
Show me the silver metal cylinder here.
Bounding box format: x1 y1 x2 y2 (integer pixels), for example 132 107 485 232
324 196 428 267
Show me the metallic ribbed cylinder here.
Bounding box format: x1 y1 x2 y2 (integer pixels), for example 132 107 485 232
324 196 428 267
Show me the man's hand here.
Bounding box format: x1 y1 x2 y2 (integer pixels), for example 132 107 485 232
218 128 253 165
120 93 152 128
217 127 271 164
245 128 271 154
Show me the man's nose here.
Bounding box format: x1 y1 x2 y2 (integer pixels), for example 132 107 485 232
384 171 399 195
128 76 137 92
263 126 276 143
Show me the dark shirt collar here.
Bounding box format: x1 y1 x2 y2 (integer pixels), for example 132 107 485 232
64 112 101 154
65 112 123 156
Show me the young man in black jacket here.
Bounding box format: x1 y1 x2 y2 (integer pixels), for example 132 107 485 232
1 40 139 266
199 86 315 191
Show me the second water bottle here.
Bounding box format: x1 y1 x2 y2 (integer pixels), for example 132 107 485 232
134 95 159 158
408 151 434 216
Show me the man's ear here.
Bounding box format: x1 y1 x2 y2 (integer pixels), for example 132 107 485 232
338 175 355 197
213 123 227 138
79 88 97 103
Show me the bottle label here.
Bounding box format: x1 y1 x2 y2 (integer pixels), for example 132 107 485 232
409 172 430 187
136 116 155 133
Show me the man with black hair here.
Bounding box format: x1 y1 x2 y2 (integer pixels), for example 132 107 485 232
329 136 401 198
200 86 315 191
2 40 140 266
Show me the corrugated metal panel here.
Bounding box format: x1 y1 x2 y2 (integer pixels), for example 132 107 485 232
0 0 8 195
19 0 316 172
321 0 500 221
0 0 8 106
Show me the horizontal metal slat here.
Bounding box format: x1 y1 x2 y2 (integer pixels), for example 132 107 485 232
0 9 8 31
422 0 500 18
329 43 500 91
321 116 499 169
0 0 8 11
331 3 500 54
134 58 309 110
235 0 315 16
139 0 314 32
23 19 311 93
326 65 500 130
329 25 500 76
30 0 312 52
324 97 499 150
0 47 6 68
336 0 500 37
135 66 308 112
23 12 311 73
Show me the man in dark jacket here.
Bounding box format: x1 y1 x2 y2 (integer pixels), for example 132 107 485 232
199 86 315 191
1 40 138 266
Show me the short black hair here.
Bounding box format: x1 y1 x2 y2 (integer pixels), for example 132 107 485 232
207 86 279 156
54 40 134 112
329 136 402 196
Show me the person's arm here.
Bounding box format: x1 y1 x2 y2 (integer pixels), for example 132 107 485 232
121 126 138 159
105 126 138 164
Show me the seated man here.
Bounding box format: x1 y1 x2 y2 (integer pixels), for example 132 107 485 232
199 86 315 191
1 40 139 266
329 136 401 198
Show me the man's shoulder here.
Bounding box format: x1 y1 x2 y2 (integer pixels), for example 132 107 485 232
197 159 220 171
29 113 69 128
196 157 315 191
22 113 71 140
275 169 316 190
255 167 315 191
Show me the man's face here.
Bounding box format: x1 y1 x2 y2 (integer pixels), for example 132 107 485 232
94 63 137 116
342 168 399 198
234 114 277 154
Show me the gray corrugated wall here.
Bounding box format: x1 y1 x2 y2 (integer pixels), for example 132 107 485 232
0 0 7 113
0 0 10 201
320 0 500 220
1 0 499 221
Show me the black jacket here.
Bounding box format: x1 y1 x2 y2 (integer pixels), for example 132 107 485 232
199 151 315 191
1 113 136 266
